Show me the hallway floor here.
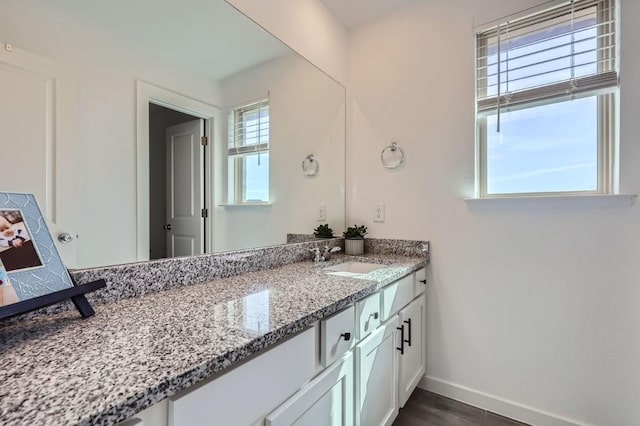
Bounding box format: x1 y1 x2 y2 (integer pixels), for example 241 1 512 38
393 388 530 426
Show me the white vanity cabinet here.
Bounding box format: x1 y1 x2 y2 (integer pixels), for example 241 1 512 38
355 316 399 426
354 267 426 426
266 352 354 426
397 295 425 408
168 327 317 426
119 266 427 426
118 402 169 426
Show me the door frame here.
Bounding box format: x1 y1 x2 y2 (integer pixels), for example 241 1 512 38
135 80 219 262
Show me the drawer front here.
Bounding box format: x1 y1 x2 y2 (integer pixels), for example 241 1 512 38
414 268 426 297
355 293 381 340
381 274 414 321
169 327 316 426
320 305 355 368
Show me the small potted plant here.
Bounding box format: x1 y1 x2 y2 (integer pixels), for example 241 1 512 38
314 224 334 239
343 224 367 255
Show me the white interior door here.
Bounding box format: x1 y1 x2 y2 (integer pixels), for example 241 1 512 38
165 119 204 257
0 52 77 268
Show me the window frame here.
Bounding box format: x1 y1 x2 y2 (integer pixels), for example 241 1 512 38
226 99 270 204
475 0 617 198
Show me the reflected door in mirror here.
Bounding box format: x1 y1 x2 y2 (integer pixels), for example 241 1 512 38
166 119 205 257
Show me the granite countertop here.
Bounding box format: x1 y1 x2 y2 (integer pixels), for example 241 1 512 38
0 253 427 426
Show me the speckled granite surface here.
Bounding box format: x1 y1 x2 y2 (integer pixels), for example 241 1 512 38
0 252 427 426
365 238 429 257
286 233 317 243
15 239 344 319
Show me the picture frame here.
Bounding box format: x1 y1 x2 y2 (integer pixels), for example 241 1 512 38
0 192 105 320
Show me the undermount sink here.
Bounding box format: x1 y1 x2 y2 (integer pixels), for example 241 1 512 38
324 261 386 274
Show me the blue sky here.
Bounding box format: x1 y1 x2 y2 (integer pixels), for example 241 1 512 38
482 10 602 194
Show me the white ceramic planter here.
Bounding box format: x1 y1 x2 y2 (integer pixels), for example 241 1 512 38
344 238 364 255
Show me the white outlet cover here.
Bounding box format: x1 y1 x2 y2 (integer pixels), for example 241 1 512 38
373 204 385 222
317 205 327 221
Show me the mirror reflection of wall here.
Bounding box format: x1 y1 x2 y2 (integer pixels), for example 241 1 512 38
0 0 345 269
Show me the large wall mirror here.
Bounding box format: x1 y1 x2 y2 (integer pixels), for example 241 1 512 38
0 0 346 269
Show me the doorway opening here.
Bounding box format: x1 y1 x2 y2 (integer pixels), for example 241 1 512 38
148 103 205 260
136 81 219 262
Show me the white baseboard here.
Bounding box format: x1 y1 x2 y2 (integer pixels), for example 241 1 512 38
418 376 588 426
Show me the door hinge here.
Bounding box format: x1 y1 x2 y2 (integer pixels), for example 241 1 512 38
201 136 208 146
201 208 208 218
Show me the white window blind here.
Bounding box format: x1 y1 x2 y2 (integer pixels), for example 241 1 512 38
476 0 617 115
228 99 269 156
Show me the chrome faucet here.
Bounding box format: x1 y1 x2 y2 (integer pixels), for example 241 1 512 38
323 245 341 261
310 246 342 265
310 247 322 265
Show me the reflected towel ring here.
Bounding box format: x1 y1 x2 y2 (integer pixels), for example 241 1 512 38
302 154 319 176
381 142 404 169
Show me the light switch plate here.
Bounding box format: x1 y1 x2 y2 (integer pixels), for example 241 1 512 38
373 204 385 222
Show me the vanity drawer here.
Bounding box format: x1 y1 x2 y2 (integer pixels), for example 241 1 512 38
381 273 414 321
414 268 426 297
169 327 316 426
355 293 381 340
320 305 355 368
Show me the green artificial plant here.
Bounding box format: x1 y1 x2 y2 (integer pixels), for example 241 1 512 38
313 224 334 238
343 224 368 239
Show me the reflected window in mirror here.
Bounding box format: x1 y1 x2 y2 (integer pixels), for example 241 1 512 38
227 99 270 203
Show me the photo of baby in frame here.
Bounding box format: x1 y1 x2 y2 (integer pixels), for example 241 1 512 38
0 193 74 311
0 259 20 307
0 209 44 272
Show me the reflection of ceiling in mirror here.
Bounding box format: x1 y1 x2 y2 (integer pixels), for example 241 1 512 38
0 0 290 79
320 0 417 28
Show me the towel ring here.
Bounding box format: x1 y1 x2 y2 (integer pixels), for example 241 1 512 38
302 154 319 176
381 142 404 169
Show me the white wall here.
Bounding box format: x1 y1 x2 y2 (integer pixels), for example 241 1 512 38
216 53 346 251
225 0 349 84
347 1 640 425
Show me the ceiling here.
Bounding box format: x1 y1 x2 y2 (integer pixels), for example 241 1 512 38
320 0 418 28
0 0 418 78
0 0 289 80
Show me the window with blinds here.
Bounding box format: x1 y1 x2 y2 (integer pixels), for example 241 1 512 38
227 99 270 203
475 0 618 196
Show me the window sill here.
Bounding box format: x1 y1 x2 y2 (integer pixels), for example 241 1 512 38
465 194 637 210
219 202 272 208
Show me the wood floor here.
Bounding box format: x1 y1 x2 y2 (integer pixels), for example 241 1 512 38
393 388 530 426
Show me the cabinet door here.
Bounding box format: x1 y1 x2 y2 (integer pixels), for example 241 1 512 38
398 295 425 408
266 352 354 426
355 316 399 426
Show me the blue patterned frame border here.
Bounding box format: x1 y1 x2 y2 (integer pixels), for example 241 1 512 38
0 193 73 304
